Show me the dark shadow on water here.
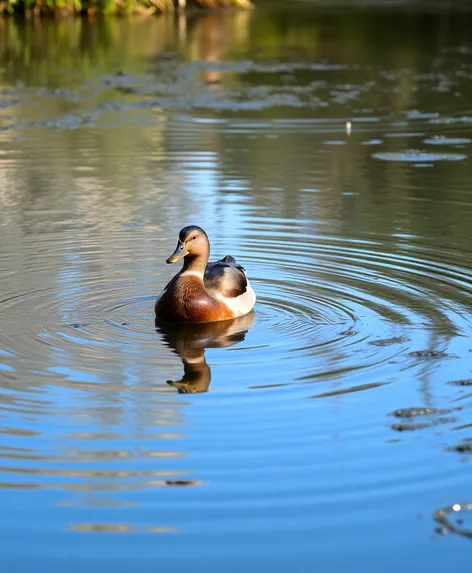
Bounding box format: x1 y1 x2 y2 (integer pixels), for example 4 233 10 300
155 313 255 394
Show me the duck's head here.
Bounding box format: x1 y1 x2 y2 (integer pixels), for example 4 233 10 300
166 226 209 264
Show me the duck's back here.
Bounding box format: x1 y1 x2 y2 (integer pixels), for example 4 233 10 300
204 256 256 318
204 255 248 298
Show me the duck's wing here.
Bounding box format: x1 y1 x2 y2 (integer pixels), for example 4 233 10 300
204 256 248 298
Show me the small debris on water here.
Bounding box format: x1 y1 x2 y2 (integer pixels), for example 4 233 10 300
392 407 440 418
391 422 430 432
340 326 356 336
373 150 466 162
448 379 472 386
449 439 472 453
433 502 472 538
369 336 409 346
391 416 454 432
410 350 448 358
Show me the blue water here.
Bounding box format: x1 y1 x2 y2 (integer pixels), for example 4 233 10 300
1 3 472 571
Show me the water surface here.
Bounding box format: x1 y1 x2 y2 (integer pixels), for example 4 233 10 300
1 3 472 571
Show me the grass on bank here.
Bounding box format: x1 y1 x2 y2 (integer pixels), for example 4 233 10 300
1 0 253 16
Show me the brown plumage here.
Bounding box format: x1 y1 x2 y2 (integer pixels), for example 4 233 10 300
155 226 256 323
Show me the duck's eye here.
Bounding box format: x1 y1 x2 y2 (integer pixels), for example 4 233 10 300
191 236 197 240
179 245 184 250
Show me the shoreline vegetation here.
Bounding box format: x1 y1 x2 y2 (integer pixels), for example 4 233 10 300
1 0 253 16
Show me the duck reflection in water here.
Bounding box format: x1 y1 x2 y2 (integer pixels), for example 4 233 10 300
155 313 255 394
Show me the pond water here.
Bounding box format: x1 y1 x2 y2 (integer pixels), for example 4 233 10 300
1 2 472 571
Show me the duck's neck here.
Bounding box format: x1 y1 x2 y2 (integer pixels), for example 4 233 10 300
182 253 208 276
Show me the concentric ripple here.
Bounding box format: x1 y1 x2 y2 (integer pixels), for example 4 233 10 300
2 218 472 395
2 6 472 571
2 212 472 511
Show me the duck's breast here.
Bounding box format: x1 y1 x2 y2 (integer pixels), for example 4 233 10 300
156 274 235 323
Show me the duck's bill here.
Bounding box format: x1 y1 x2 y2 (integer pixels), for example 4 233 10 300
166 241 188 263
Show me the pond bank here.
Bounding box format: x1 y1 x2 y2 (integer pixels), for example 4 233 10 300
2 0 252 17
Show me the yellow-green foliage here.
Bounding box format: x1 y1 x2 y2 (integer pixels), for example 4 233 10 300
1 0 252 15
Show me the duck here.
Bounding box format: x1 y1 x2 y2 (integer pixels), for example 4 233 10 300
155 225 256 323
